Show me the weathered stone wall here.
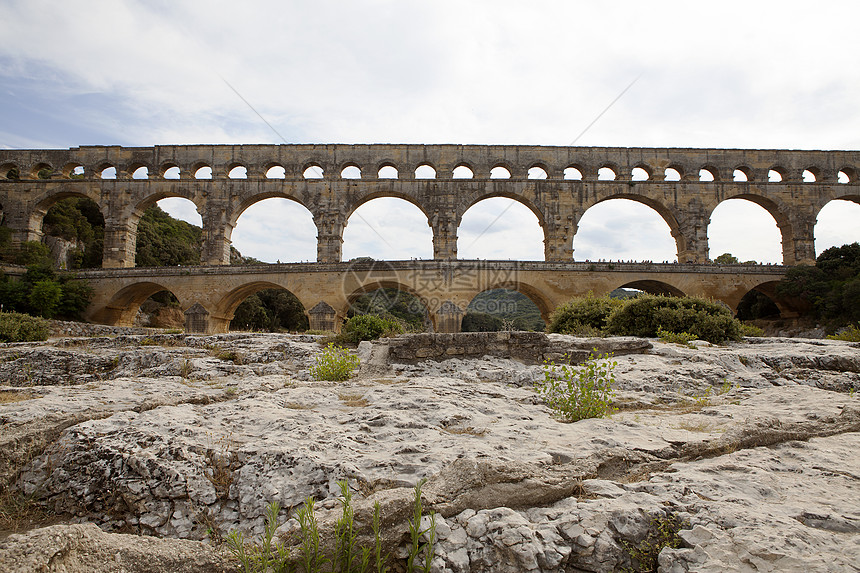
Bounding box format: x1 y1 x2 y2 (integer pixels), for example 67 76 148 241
49 319 163 338
384 331 652 364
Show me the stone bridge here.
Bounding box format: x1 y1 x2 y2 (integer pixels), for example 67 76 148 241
73 260 788 333
0 144 855 332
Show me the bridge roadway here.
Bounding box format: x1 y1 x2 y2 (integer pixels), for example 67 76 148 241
73 260 790 334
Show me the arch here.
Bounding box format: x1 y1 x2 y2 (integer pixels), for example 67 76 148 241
490 165 511 179
527 166 548 179
814 198 860 256
41 195 105 269
265 165 286 179
708 197 784 264
93 282 180 326
463 287 547 331
341 164 362 179
344 280 431 319
415 163 436 179
616 280 685 297
458 197 544 260
214 281 301 326
228 165 247 179
1 162 19 179
231 196 317 263
699 167 717 182
303 163 324 179
733 168 749 182
61 163 85 178
162 166 180 180
131 165 149 179
155 197 203 226
348 286 429 331
597 166 616 180
453 164 474 179
802 168 818 183
564 166 583 180
838 168 856 183
29 187 105 236
227 284 309 332
574 197 679 262
378 164 398 179
631 167 650 181
193 164 213 179
664 167 682 181
768 168 784 182
735 287 781 320
32 162 53 179
343 197 433 260
99 165 117 179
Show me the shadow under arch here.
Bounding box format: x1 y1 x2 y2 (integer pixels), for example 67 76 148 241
580 194 682 261
343 279 432 329
463 286 547 331
708 193 792 264
28 187 105 235
90 281 179 326
214 281 308 327
735 280 805 318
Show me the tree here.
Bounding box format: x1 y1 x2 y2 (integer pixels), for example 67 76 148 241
713 253 739 264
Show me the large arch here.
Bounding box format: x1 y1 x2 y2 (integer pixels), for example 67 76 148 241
708 197 783 264
90 282 181 326
615 280 685 297
342 197 433 260
457 197 545 260
814 197 860 256
463 287 546 331
574 197 678 262
708 194 791 264
473 279 555 326
231 196 316 263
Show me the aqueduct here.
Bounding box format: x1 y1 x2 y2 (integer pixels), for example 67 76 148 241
1 144 857 333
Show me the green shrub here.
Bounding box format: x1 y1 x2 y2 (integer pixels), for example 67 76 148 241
740 323 765 337
536 352 617 422
606 295 742 343
0 312 49 342
620 513 688 573
657 327 697 346
226 501 291 573
547 293 625 335
341 314 402 343
310 344 360 381
827 324 860 342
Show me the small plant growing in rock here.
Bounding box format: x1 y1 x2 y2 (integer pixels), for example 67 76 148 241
620 513 688 572
406 478 436 573
310 343 359 381
536 351 617 422
226 501 292 573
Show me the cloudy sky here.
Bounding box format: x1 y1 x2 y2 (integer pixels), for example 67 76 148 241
1 0 858 264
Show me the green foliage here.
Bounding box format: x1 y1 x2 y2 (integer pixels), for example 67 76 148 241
226 501 292 573
349 288 426 331
341 314 402 343
657 327 697 346
461 311 503 332
740 323 765 337
606 295 742 343
0 311 49 342
309 344 360 381
5 241 53 267
296 498 328 573
28 280 62 318
406 478 436 573
713 252 740 264
135 204 202 267
536 351 617 422
620 514 688 573
547 293 626 335
777 243 860 328
827 324 860 342
464 288 544 332
42 197 104 268
0 266 92 321
334 481 372 573
231 289 309 332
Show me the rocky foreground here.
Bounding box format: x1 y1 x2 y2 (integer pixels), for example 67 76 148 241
0 330 858 572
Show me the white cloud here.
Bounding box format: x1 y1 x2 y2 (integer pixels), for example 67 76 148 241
1 0 858 263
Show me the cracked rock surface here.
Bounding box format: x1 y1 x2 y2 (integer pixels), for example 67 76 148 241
0 331 858 572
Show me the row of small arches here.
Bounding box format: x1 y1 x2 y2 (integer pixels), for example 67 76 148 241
5 162 857 184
